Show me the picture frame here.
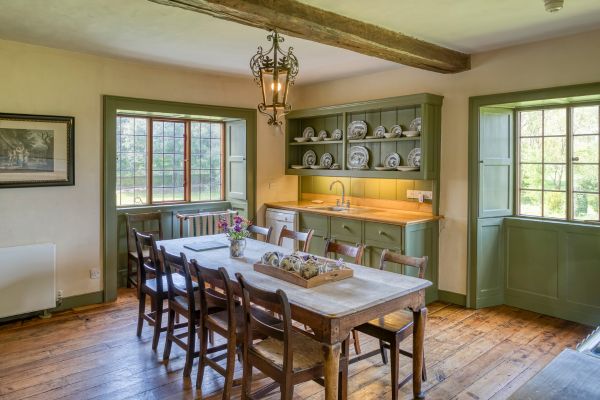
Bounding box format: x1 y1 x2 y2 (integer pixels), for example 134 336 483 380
0 113 74 188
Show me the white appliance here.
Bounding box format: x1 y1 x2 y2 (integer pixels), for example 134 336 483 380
0 243 56 319
265 208 298 250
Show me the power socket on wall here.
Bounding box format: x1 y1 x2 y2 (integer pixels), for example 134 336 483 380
90 268 100 279
407 190 433 203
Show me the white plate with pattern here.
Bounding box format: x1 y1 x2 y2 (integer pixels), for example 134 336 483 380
407 148 421 167
374 125 386 138
318 130 328 140
390 124 403 136
302 127 315 138
331 128 343 140
320 153 333 169
302 150 317 167
409 117 421 132
384 153 401 168
347 146 369 169
347 121 368 140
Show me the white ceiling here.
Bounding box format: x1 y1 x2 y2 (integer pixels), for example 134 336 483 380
0 0 598 84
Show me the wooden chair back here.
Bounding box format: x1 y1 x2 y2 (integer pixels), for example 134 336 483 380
379 249 428 279
133 229 161 289
278 225 314 252
248 224 273 243
176 210 238 237
191 263 236 325
126 212 162 255
236 273 293 371
160 248 196 310
323 239 365 264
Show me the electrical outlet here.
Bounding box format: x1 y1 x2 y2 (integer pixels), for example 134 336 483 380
90 268 101 279
56 290 63 306
407 190 433 201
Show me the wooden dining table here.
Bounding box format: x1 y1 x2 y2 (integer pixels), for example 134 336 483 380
158 234 431 399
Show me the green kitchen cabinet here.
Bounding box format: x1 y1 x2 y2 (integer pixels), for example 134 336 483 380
404 221 439 303
299 212 328 257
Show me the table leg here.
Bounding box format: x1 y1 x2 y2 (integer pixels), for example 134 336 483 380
322 342 342 400
412 307 427 399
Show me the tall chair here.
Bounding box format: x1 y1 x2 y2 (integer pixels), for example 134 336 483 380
278 225 314 252
176 210 238 237
248 224 273 243
353 249 428 400
126 212 163 289
161 248 200 377
235 273 349 400
323 239 365 355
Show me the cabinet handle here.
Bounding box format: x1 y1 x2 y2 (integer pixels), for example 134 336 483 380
342 224 349 230
378 230 386 236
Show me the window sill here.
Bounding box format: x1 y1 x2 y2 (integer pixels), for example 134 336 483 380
506 216 600 229
116 200 231 214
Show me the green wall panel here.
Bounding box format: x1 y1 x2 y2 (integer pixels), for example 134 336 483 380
565 232 600 308
476 218 505 306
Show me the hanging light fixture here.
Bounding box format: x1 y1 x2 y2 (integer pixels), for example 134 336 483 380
250 30 299 126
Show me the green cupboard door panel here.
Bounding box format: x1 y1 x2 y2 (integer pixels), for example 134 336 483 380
479 107 513 218
506 224 558 299
475 218 505 306
366 245 402 273
565 231 600 308
299 212 328 257
404 223 436 287
226 120 247 202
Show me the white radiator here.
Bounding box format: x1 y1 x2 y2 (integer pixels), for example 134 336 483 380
0 243 56 319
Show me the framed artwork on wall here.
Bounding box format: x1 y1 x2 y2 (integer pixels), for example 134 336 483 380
0 113 74 188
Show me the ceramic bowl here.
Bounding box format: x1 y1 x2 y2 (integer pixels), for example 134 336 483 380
384 132 397 139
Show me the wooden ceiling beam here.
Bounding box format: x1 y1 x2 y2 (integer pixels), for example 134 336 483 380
148 0 471 73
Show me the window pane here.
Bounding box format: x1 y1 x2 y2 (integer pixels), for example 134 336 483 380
573 135 599 163
520 138 542 162
543 191 566 219
520 110 542 137
573 164 599 193
116 116 148 206
573 193 599 221
573 105 599 135
520 164 542 189
190 121 223 201
152 120 185 203
544 164 566 191
543 108 566 136
520 190 542 216
543 137 566 163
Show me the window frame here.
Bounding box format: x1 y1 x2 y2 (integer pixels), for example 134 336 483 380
515 101 600 223
116 114 225 207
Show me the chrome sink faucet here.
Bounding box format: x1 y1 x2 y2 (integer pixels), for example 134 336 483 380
329 180 350 208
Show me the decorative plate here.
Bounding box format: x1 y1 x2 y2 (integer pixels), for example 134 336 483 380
384 152 401 168
302 126 315 138
407 148 421 167
331 128 343 140
347 146 369 169
302 150 317 167
330 163 341 170
318 130 328 140
390 124 403 136
347 120 367 140
374 125 386 138
409 117 421 132
320 153 333 168
397 166 419 172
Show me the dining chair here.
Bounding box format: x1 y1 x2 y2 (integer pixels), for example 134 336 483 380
126 212 163 289
160 248 201 377
278 225 314 252
323 239 365 355
352 249 428 400
176 210 238 238
235 272 350 400
248 224 273 243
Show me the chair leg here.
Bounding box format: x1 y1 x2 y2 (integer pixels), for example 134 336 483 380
390 337 400 400
127 259 133 289
352 330 362 354
379 339 388 365
136 291 146 337
163 308 175 362
241 356 252 400
222 333 237 399
183 316 196 377
196 325 209 390
422 353 428 382
151 296 163 351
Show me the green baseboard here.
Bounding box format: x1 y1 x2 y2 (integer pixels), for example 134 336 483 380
438 290 467 306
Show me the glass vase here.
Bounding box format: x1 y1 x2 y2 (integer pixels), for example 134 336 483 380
229 238 246 258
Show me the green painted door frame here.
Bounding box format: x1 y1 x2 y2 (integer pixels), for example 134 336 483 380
468 82 600 309
103 96 257 302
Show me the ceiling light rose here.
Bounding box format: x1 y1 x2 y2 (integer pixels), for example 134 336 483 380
544 0 564 12
250 30 299 126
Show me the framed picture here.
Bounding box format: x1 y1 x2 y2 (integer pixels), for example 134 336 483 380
0 113 74 188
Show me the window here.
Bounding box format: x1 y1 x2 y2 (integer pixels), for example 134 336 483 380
517 104 599 221
116 116 224 206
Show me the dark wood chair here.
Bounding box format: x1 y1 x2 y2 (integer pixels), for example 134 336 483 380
160 248 201 377
235 272 349 400
352 249 428 400
248 224 273 243
278 225 314 252
126 212 163 289
323 239 365 355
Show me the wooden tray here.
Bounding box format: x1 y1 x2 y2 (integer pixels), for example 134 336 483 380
253 263 353 288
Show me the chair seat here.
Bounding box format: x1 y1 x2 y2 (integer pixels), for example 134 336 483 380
208 306 280 336
365 309 414 333
174 292 201 312
253 330 324 372
144 274 196 294
129 249 149 260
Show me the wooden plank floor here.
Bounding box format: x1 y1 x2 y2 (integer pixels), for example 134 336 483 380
0 289 591 400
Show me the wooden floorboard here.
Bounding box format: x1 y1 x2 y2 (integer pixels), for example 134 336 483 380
0 289 591 400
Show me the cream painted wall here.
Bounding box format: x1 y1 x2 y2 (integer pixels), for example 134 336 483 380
294 29 600 295
0 38 297 298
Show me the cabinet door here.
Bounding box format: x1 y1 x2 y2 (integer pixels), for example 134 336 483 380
365 244 402 273
330 217 362 242
300 212 328 256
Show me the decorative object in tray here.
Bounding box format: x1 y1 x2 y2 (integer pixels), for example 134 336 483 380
255 251 353 288
348 146 369 169
320 152 333 169
407 147 421 167
302 126 315 138
331 128 343 140
302 150 317 167
347 120 367 140
409 117 422 132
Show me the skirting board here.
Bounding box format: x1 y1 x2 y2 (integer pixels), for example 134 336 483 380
438 290 467 307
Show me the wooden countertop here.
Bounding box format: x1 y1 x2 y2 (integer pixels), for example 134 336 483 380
265 201 441 226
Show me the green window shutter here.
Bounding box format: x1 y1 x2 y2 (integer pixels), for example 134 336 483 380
225 120 247 213
478 107 513 218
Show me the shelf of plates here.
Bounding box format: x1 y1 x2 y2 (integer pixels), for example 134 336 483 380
285 93 443 180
